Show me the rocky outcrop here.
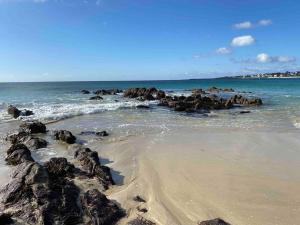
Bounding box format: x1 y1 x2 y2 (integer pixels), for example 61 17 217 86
5 143 34 166
199 218 231 225
19 121 46 134
81 90 90 94
5 131 31 145
81 189 124 225
74 147 114 190
53 130 76 144
7 105 33 119
0 156 123 225
94 89 123 95
89 95 103 100
226 95 263 106
124 87 164 101
7 106 21 119
206 87 234 93
25 137 48 150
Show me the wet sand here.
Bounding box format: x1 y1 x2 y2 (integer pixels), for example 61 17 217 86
98 128 300 225
1 114 300 225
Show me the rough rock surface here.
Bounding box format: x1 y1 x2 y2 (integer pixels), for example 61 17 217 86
74 147 114 190
5 143 34 165
53 130 76 144
7 106 21 118
25 137 48 150
199 218 231 225
128 216 156 225
0 157 123 225
5 131 31 145
19 122 46 134
94 89 123 95
81 189 124 225
123 87 163 101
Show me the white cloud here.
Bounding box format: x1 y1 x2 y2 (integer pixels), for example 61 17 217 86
231 35 255 47
216 47 232 55
234 21 252 29
257 53 271 63
233 19 272 29
257 53 296 63
258 19 272 26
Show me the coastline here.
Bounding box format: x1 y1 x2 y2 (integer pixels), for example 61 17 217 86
1 85 300 225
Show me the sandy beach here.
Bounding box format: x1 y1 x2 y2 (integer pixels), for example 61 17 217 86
1 111 297 225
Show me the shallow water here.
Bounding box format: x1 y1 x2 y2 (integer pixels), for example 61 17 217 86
1 79 300 130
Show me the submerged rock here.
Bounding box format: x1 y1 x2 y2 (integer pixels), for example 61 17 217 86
7 105 21 119
7 106 33 119
19 121 46 134
80 130 109 137
53 130 76 144
81 89 90 94
89 95 103 100
74 147 114 190
94 89 123 95
133 195 146 203
199 218 231 225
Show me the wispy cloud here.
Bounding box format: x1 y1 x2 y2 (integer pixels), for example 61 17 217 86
231 35 255 47
216 47 232 55
233 19 272 29
257 53 296 63
234 21 252 29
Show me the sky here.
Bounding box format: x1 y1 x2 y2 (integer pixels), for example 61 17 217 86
0 0 299 82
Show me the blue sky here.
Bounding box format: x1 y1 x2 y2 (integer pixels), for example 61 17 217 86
0 0 299 81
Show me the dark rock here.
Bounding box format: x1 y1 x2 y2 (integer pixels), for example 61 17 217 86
89 95 103 100
5 131 31 145
0 212 13 224
26 137 47 150
123 87 163 101
44 157 75 178
128 216 156 225
80 130 109 137
19 121 46 134
96 131 109 137
228 95 263 106
7 105 21 119
20 110 34 117
81 90 90 94
94 89 123 95
136 105 150 109
137 207 148 213
74 147 114 189
199 218 231 225
6 143 34 166
133 195 146 203
0 161 82 225
239 110 251 114
53 130 76 144
81 189 124 225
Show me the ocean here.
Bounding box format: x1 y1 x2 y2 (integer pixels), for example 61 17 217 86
1 78 300 130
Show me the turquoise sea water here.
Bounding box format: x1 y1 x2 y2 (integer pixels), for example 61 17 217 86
0 78 300 130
